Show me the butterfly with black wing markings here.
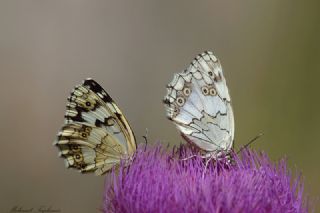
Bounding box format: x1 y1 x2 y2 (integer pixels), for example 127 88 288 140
54 79 136 175
163 51 234 160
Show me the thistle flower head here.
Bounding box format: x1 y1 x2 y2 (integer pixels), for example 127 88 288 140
103 144 308 213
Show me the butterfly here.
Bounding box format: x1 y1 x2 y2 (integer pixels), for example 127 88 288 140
163 51 234 160
54 79 136 175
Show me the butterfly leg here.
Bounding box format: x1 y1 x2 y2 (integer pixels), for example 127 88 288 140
180 154 208 161
201 154 216 178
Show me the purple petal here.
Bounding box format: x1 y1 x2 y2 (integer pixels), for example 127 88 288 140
103 144 308 213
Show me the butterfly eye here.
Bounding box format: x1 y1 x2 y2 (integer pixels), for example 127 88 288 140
201 86 209 96
209 88 217 96
71 144 80 151
170 107 179 118
183 87 191 96
74 153 83 162
208 71 213 76
81 132 87 138
84 100 95 109
176 97 185 106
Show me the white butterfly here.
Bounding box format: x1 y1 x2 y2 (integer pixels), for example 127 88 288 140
163 51 234 159
54 79 136 175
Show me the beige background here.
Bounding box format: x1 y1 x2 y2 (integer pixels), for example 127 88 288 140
1 1 319 212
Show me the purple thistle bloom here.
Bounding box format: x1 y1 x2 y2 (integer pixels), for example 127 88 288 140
103 144 308 213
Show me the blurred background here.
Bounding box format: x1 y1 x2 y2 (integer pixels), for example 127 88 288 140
1 0 319 212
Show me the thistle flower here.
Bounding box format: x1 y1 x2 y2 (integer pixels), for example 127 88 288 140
103 144 308 213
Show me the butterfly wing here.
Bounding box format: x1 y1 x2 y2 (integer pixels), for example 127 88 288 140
54 79 136 175
164 51 234 155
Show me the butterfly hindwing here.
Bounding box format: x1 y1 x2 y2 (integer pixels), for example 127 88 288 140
55 123 127 175
55 79 136 175
164 51 234 155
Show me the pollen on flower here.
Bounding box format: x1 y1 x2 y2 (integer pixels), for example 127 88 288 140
103 144 309 213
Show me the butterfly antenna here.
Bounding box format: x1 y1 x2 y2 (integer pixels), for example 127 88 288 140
236 133 264 154
142 128 149 151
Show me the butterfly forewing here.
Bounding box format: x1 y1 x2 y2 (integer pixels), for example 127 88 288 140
164 51 234 156
55 79 136 175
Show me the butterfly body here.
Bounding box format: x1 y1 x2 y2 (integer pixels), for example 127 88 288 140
164 51 234 158
55 79 136 175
